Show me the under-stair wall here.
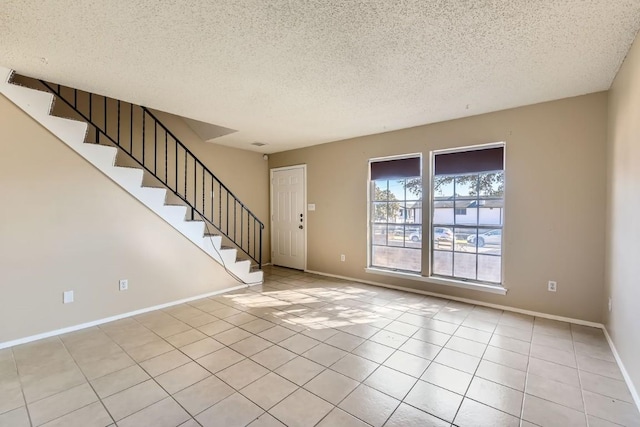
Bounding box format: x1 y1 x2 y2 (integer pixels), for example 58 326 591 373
0 93 243 344
11 75 271 268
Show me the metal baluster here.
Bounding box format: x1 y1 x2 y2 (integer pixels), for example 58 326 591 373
142 109 146 167
103 95 107 136
164 130 168 184
117 100 121 146
129 104 133 154
154 122 158 175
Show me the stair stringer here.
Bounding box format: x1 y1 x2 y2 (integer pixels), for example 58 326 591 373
0 67 262 284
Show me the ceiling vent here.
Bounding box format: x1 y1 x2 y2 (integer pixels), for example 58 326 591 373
251 142 267 147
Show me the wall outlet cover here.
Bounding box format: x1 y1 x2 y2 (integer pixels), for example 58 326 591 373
119 279 129 291
548 281 557 292
63 290 74 304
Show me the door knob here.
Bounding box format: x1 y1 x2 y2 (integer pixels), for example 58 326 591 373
299 225 304 229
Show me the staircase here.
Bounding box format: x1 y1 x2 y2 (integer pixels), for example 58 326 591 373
0 67 263 284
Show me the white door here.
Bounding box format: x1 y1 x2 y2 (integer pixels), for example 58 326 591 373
271 166 306 270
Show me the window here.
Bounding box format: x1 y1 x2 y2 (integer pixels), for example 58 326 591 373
431 145 504 285
369 156 422 272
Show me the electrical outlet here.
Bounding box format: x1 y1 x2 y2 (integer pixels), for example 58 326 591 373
119 279 129 291
63 290 74 304
548 281 557 292
608 297 612 312
340 254 346 262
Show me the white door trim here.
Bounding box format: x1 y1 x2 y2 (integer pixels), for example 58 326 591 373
270 164 307 270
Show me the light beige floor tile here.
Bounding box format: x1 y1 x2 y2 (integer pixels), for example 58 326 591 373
331 354 378 382
165 329 207 348
404 380 463 423
454 397 519 427
211 307 244 319
384 321 421 337
339 324 380 340
102 379 167 421
526 373 584 411
0 406 30 427
140 350 191 377
40 401 112 427
117 397 190 427
274 356 324 386
494 324 532 342
0 375 24 415
338 384 399 427
531 333 574 353
90 365 150 399
530 343 577 368
125 339 174 363
241 372 298 410
20 364 87 403
421 362 472 395
269 388 333 427
250 346 297 370
155 362 211 394
382 350 430 378
574 341 615 363
576 354 624 380
528 357 580 387
324 332 366 352
77 350 136 380
197 347 245 373
398 338 441 360
213 327 253 346
583 390 640 426
461 317 498 334
488 334 531 355
466 376 523 416
421 318 459 334
258 326 297 343
454 325 493 344
184 313 218 328
230 336 273 357
482 345 528 371
351 341 395 364
28 382 97 426
445 336 487 358
226 312 259 326
304 369 359 405
475 360 526 391
216 358 269 389
587 415 625 427
377 368 424 403
180 338 224 359
316 408 369 427
412 328 451 346
369 330 410 349
241 319 277 335
384 402 449 427
278 334 320 354
580 370 634 403
433 348 480 374
197 392 262 427
248 413 286 427
173 376 234 416
197 320 234 336
498 312 534 330
300 327 339 342
522 394 587 427
302 343 346 367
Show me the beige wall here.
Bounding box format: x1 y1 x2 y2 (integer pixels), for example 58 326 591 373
604 32 640 395
0 94 240 344
270 93 608 322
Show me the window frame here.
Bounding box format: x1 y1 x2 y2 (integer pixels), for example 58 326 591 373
428 142 506 287
367 153 423 274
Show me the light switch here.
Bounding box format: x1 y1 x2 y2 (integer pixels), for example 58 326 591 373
308 204 316 211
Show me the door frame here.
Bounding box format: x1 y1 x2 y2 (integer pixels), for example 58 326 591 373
270 164 307 270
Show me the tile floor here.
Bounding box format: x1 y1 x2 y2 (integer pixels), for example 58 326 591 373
1 266 639 427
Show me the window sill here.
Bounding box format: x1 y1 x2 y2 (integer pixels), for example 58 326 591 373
364 267 508 295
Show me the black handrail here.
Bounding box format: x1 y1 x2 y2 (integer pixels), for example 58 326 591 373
39 81 263 268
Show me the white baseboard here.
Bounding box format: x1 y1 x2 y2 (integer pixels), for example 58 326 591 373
602 327 640 412
0 284 248 350
305 269 603 328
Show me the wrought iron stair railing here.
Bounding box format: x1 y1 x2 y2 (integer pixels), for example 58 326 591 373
38 80 263 268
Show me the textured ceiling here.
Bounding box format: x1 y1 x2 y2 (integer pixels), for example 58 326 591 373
1 1 639 153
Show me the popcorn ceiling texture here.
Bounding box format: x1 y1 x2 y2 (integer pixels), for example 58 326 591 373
0 1 639 153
